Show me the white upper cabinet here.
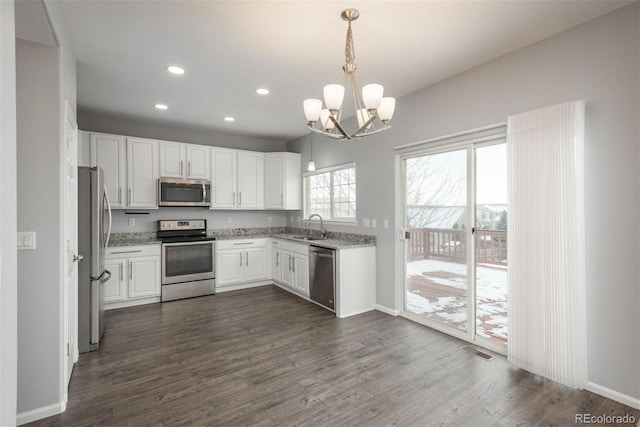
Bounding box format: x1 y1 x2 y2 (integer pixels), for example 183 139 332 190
211 148 264 209
265 152 301 210
160 141 210 180
127 137 159 209
90 132 126 209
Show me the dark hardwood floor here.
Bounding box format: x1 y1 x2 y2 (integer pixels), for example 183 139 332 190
28 285 639 426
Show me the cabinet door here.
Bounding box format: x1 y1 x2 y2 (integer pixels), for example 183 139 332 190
211 148 237 208
280 252 295 288
244 247 269 282
103 260 126 303
128 256 160 299
265 154 284 209
294 255 310 295
216 249 244 286
159 141 185 178
186 145 210 180
272 249 282 283
127 138 159 208
237 151 264 209
91 133 126 209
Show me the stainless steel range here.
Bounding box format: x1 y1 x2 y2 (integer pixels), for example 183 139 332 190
157 219 215 302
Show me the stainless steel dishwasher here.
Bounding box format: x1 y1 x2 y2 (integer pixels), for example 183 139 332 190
309 245 336 311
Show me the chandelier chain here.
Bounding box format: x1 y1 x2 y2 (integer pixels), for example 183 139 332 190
344 21 355 67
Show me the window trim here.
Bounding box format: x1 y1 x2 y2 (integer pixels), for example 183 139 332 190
303 161 357 224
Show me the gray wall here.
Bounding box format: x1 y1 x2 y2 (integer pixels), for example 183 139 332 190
112 208 286 233
288 4 640 401
16 38 63 414
0 1 18 425
79 109 287 152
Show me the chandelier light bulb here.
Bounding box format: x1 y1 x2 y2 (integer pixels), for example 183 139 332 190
356 108 372 129
323 84 345 111
320 109 335 130
377 97 396 122
307 160 316 172
303 99 322 122
362 84 384 110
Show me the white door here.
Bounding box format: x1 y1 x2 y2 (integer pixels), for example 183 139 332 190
216 250 244 286
91 133 125 208
186 144 210 180
127 138 159 208
237 151 264 209
244 247 268 282
294 255 309 295
211 148 237 208
62 102 78 401
159 141 185 178
128 257 160 299
265 154 284 209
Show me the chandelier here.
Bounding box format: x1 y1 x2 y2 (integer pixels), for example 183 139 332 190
303 9 396 140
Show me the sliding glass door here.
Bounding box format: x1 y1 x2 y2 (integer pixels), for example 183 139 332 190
402 139 507 352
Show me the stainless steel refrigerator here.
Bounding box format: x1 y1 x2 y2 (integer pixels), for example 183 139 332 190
78 166 112 353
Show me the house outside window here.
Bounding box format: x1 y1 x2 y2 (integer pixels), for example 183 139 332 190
304 162 356 222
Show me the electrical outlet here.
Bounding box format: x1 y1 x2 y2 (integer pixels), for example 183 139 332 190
128 218 135 226
362 218 370 228
383 219 389 229
371 219 377 228
227 217 232 224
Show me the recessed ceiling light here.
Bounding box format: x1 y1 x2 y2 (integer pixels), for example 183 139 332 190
166 65 184 75
256 88 269 95
223 116 235 122
154 103 168 110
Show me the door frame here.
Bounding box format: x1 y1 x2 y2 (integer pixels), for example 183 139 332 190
393 123 507 354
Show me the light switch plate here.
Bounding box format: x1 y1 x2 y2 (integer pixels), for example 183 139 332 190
371 219 377 228
17 231 36 250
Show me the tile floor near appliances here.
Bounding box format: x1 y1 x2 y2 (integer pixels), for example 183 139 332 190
26 286 638 426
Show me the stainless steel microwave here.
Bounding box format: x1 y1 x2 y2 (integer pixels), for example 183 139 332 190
158 178 211 207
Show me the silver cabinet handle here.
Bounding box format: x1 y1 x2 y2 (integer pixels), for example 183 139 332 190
128 188 132 205
245 251 249 267
276 252 279 266
110 250 142 254
188 161 191 177
292 256 296 273
119 187 122 205
119 263 123 282
180 161 184 176
129 260 133 280
289 255 293 271
233 192 236 206
239 252 242 267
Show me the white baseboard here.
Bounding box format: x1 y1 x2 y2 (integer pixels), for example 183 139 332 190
215 280 272 293
586 381 640 410
375 304 399 316
17 401 66 426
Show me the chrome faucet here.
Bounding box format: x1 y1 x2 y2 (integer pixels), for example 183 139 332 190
306 214 327 238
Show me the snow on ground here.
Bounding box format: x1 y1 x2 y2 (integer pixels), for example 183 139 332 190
406 259 508 342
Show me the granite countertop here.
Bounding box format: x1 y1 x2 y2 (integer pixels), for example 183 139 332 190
109 228 376 250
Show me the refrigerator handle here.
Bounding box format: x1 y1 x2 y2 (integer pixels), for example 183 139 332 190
103 185 112 248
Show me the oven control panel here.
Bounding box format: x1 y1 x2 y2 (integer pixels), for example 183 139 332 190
158 219 206 231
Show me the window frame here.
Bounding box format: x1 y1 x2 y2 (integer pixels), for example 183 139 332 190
302 162 357 225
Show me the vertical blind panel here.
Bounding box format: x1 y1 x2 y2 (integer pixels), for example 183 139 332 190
507 100 587 389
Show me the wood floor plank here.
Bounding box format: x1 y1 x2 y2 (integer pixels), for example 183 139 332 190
26 285 640 426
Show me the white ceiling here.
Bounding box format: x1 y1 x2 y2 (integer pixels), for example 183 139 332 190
37 0 633 142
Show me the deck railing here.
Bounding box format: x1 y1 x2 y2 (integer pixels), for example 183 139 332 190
408 227 507 266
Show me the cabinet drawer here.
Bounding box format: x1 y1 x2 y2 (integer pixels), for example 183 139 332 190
216 238 267 250
106 244 160 258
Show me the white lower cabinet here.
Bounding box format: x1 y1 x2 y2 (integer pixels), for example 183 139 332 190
216 239 270 288
104 245 161 309
272 239 309 296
